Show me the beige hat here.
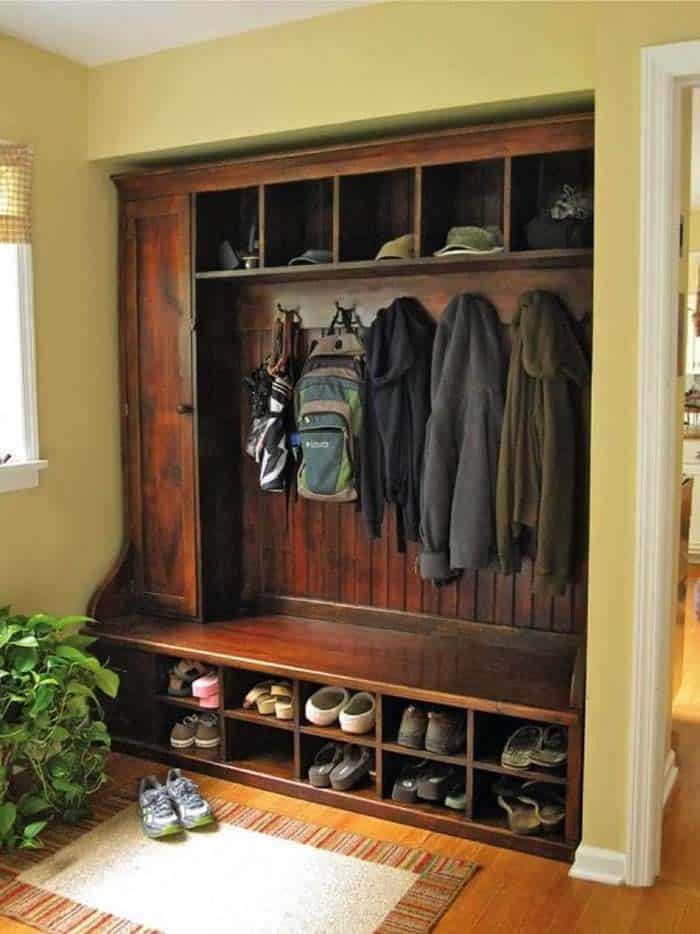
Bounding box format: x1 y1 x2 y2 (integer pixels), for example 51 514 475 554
434 225 504 256
375 233 416 261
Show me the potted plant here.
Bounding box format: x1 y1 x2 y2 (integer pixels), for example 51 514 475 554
0 605 119 850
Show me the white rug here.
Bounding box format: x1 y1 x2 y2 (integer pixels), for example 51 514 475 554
18 804 414 934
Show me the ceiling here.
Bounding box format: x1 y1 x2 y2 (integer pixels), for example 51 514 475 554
0 0 365 67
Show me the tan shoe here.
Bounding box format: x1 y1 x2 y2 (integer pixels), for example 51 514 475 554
170 714 198 748
256 693 277 715
194 712 221 748
275 696 294 720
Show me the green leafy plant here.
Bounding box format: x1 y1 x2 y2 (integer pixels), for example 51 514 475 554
0 605 119 851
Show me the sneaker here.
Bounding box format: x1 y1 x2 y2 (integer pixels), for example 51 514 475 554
194 712 221 748
416 763 457 802
397 705 428 749
170 714 198 748
391 759 432 803
165 768 215 830
425 709 466 755
139 776 183 838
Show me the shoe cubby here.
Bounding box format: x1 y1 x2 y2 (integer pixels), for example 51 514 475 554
420 158 505 257
509 149 594 252
382 749 468 821
381 695 467 765
196 186 260 272
471 769 566 845
225 717 295 780
338 169 414 262
472 712 568 784
153 656 222 713
222 668 296 731
300 732 378 798
299 681 377 746
155 703 224 765
263 178 334 268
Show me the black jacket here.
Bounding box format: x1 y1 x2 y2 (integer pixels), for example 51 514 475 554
419 294 505 580
361 297 435 544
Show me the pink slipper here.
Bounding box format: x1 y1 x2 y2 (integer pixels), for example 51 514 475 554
198 692 219 709
192 670 218 699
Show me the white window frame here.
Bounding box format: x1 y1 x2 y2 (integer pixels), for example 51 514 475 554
0 243 46 493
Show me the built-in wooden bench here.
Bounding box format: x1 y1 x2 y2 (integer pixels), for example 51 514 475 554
87 613 584 861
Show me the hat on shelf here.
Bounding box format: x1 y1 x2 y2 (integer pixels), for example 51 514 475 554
433 225 504 256
375 233 416 261
288 248 332 266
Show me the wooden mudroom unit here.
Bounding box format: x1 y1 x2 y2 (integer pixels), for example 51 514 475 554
87 112 593 862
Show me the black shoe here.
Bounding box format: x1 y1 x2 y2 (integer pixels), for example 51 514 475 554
329 745 371 791
425 709 466 755
391 760 431 803
308 743 344 788
416 763 457 802
397 705 428 749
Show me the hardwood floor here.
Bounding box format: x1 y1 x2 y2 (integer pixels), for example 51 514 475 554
4 742 700 932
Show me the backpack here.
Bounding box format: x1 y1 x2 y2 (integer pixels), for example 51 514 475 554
294 327 365 502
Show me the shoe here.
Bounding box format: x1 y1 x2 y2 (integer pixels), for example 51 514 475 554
425 709 466 755
170 713 220 749
165 768 215 829
198 692 220 709
501 725 543 769
527 726 567 768
444 778 467 810
416 763 457 802
329 744 371 791
518 782 566 833
274 695 294 720
191 670 218 699
391 759 431 803
397 705 428 749
496 790 541 835
194 712 221 748
170 714 198 748
339 692 375 735
305 686 351 727
139 776 183 838
243 680 290 709
256 693 277 715
308 742 344 787
168 659 208 697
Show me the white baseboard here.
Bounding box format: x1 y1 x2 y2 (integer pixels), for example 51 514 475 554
569 845 626 885
663 749 679 807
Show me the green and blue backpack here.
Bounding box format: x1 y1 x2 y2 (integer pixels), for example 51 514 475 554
294 328 365 502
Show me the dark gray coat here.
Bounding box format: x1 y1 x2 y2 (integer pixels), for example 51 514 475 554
419 294 504 580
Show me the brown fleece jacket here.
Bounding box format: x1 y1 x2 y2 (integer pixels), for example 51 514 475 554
496 290 589 597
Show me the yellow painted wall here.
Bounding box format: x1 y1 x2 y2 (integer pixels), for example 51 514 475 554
0 35 120 615
5 0 700 858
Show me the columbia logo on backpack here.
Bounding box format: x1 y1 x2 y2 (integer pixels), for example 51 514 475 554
294 327 365 502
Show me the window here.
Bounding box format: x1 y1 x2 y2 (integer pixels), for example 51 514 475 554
0 143 45 492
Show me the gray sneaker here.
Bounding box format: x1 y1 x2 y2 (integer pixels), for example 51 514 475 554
165 768 215 829
139 776 184 839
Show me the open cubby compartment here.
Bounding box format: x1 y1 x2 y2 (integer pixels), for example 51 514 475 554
381 694 467 762
473 711 567 785
339 168 414 261
381 748 468 820
510 149 594 252
222 666 292 711
471 768 566 845
420 159 505 257
153 655 220 709
154 702 224 764
225 717 295 780
196 186 260 272
299 732 378 796
264 177 334 268
299 680 376 745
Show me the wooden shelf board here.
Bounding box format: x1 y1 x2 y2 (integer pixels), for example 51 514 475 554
382 741 467 767
155 693 212 711
87 615 581 721
195 248 592 284
473 757 567 786
229 753 295 782
224 707 295 731
300 723 376 747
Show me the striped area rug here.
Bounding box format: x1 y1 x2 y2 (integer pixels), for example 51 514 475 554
0 789 478 933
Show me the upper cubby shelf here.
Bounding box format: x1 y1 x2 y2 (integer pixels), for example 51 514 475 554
190 116 594 281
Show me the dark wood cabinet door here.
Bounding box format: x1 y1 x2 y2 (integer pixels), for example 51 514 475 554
123 195 199 618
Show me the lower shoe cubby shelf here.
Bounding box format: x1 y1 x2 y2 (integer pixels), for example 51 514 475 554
89 614 583 862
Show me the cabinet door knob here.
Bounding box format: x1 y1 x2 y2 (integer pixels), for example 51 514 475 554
176 403 194 415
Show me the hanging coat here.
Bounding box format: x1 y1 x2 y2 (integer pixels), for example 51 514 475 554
419 294 505 581
496 290 590 597
361 297 435 545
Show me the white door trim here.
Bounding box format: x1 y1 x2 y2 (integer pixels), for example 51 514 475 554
629 40 700 888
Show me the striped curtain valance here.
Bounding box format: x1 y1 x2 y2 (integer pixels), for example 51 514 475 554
0 144 33 243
